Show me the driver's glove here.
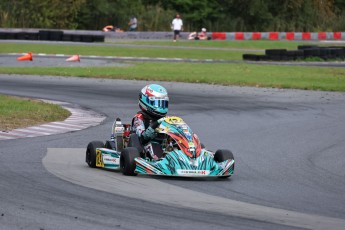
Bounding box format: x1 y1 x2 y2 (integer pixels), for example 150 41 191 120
142 126 156 141
142 118 164 141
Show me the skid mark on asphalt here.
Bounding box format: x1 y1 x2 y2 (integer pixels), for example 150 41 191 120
0 100 105 140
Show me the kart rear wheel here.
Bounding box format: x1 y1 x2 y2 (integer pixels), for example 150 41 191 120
86 141 104 168
120 147 140 176
214 149 234 178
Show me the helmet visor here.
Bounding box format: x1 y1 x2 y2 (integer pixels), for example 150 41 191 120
147 96 169 109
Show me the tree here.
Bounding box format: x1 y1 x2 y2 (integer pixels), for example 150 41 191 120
1 0 345 31
0 0 85 28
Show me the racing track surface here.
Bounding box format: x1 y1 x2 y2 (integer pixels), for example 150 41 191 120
1 73 345 229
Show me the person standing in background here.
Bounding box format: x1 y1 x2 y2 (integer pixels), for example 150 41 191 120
128 16 137 31
171 14 183 42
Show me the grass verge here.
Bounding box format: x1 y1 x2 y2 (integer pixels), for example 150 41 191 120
0 40 333 60
108 40 314 50
1 62 345 91
0 43 247 60
0 95 71 131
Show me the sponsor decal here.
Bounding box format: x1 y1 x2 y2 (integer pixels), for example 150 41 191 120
203 150 214 157
103 157 119 165
176 169 210 176
184 131 192 140
115 127 124 132
146 87 154 95
156 127 167 133
165 116 184 125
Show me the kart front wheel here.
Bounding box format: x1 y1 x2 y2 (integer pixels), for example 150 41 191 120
214 149 234 178
86 141 104 168
120 147 140 176
214 149 234 162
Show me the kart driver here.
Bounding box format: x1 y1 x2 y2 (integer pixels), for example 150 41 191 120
131 84 169 159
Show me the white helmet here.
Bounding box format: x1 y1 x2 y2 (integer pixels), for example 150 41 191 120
201 28 206 32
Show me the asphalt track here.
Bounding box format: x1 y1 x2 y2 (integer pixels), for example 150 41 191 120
1 61 345 229
3 53 345 69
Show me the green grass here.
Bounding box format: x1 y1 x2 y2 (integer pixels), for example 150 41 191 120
0 40 332 60
0 95 71 131
0 41 345 92
0 42 247 60
1 62 345 91
109 40 315 50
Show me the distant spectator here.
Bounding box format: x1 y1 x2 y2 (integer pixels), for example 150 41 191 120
171 14 183 42
103 25 115 32
102 25 123 32
188 28 211 40
128 16 137 31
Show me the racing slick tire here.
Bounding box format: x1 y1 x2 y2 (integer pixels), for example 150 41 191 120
86 141 104 168
120 147 140 176
214 149 234 178
105 140 115 150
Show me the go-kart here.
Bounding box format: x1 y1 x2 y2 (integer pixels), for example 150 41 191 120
86 116 235 178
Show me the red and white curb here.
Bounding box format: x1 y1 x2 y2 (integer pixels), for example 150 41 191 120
0 99 106 141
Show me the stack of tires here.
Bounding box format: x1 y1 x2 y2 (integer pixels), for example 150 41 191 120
243 45 345 61
39 30 63 41
0 32 39 40
0 30 104 43
38 30 104 42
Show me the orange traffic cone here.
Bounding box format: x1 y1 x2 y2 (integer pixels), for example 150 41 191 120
17 52 33 61
66 55 80 62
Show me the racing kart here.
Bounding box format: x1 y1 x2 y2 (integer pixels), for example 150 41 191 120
86 116 235 178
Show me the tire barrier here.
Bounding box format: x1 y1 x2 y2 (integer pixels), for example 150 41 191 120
0 30 104 43
243 46 345 61
0 29 344 41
